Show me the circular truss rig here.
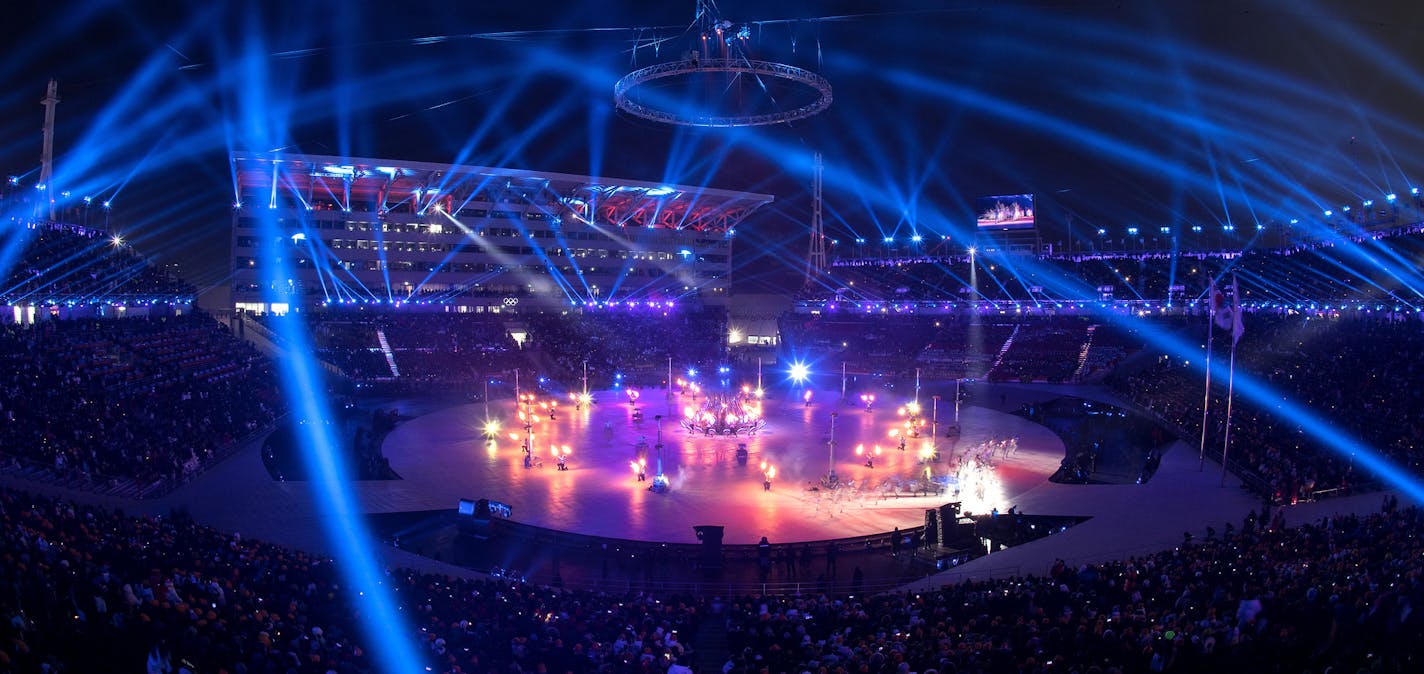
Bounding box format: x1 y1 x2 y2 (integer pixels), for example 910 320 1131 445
614 58 833 128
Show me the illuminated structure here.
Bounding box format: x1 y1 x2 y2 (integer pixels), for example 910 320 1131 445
229 152 773 314
613 2 832 128
679 389 765 436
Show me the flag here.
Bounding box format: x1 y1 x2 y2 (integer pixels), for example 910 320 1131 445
1209 279 1230 331
1229 274 1245 344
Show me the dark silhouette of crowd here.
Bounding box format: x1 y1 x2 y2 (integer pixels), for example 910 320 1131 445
722 499 1424 674
0 313 281 496
2 484 1421 673
0 487 704 674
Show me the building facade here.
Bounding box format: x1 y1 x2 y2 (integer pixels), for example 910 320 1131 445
230 153 773 314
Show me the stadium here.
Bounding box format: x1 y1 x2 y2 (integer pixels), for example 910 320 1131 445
3 2 1424 673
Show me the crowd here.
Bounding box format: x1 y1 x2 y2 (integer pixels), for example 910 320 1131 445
779 313 1124 384
0 486 703 674
1 223 194 305
276 311 522 392
2 484 1421 673
1117 312 1424 503
818 232 1424 307
989 318 1092 384
523 308 729 389
0 313 282 496
723 499 1424 674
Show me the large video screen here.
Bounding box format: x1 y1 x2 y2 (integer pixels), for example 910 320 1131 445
976 194 1036 229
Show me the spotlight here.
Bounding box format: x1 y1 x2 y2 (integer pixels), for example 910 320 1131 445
788 361 811 384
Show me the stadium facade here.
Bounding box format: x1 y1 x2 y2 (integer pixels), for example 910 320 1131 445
229 152 774 315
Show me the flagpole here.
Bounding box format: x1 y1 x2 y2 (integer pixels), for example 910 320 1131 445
1219 339 1237 486
1198 288 1215 471
1219 274 1241 486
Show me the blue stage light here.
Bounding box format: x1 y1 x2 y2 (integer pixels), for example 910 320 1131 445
788 361 811 384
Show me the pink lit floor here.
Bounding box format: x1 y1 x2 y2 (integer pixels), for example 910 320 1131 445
380 387 1065 545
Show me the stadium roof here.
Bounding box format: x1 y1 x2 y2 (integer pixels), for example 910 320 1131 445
231 152 774 234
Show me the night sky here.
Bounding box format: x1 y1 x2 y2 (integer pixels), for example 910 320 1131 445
2 0 1422 295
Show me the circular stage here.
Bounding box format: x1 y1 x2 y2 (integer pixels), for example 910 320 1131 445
381 387 1065 545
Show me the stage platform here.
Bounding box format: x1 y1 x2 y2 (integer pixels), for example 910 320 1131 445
379 387 1064 545
13 381 1349 589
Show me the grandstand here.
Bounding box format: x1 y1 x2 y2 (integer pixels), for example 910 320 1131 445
2 200 1424 672
815 228 1424 309
7 6 1424 670
229 152 774 315
1 222 194 320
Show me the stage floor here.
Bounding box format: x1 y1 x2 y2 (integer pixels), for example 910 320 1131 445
382 387 1065 545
